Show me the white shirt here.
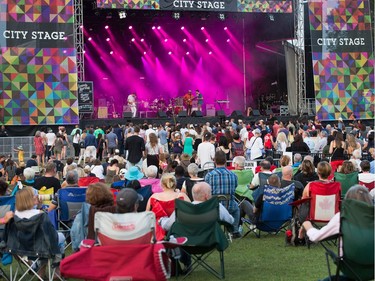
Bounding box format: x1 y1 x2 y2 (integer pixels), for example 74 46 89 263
358 172 375 183
46 132 56 146
248 136 264 160
91 165 105 180
127 94 135 105
15 209 40 219
197 142 215 169
239 127 248 142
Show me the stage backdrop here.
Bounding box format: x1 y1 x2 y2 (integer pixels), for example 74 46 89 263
0 0 78 125
309 0 374 120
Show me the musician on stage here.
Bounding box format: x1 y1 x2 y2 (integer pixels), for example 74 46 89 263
127 93 137 118
183 90 194 116
196 89 203 112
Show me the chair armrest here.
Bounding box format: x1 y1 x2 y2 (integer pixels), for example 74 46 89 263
289 197 311 206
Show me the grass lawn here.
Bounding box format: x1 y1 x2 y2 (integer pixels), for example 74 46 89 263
2 232 332 280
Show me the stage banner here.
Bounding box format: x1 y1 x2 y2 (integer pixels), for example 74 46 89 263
309 0 374 120
0 0 78 125
78 82 94 113
97 0 293 13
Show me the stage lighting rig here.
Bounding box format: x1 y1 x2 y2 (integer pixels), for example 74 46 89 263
119 10 127 19
218 13 226 21
173 12 180 20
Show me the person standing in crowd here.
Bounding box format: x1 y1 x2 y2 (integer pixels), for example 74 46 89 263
71 125 82 160
197 132 215 170
205 150 241 239
124 126 145 169
34 130 45 167
52 134 64 161
158 124 169 154
0 125 8 137
113 124 124 156
60 127 70 160
45 128 56 160
106 128 118 157
247 128 264 160
183 131 194 157
84 129 97 162
145 132 163 168
96 133 106 161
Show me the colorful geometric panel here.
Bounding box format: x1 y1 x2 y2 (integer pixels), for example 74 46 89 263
97 0 160 10
237 0 292 13
309 0 374 120
0 0 78 125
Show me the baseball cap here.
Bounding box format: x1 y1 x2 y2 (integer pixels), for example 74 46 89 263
116 188 143 210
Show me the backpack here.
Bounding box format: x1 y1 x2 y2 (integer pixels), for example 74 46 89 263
231 141 244 157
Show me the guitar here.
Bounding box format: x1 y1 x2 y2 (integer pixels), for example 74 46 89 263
183 95 197 106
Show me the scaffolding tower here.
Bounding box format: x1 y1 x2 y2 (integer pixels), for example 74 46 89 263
74 0 84 82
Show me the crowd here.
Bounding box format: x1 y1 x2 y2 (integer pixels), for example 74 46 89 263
0 116 374 279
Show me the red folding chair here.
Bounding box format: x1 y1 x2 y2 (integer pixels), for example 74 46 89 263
359 180 375 191
328 160 344 180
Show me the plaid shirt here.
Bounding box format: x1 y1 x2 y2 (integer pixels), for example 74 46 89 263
205 167 238 209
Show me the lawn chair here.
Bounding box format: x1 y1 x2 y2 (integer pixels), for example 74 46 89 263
233 169 254 203
60 211 171 281
323 199 374 281
242 184 295 238
38 187 54 207
57 187 87 249
0 196 15 281
168 197 229 280
3 212 62 281
251 172 273 203
359 180 375 191
328 160 345 180
334 172 358 198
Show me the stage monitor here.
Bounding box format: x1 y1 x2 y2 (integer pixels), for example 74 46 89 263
191 111 203 117
157 111 167 118
216 110 226 118
231 110 243 118
178 111 187 117
252 110 261 116
123 112 133 118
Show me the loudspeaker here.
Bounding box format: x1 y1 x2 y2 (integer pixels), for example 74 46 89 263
123 112 133 118
252 109 260 116
216 110 226 117
231 110 243 117
178 111 187 117
191 110 203 117
157 111 167 118
265 109 273 116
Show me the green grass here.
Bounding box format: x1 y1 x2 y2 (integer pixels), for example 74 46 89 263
3 233 332 280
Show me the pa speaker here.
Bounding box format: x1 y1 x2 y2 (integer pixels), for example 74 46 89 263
178 111 187 117
191 110 203 117
265 109 273 116
216 110 226 117
157 111 167 118
123 112 133 118
252 109 260 116
231 110 243 117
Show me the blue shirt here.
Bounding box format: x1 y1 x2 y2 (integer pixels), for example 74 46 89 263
84 133 96 148
158 129 168 145
205 167 238 209
370 160 375 174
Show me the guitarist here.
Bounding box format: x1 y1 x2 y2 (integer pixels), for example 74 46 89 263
183 90 194 116
127 93 137 118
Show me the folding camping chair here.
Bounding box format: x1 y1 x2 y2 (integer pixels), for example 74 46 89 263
0 196 15 281
359 180 375 191
57 187 87 249
322 199 374 281
38 187 54 207
60 211 171 281
251 172 273 203
242 183 295 238
233 169 254 203
3 212 63 281
334 172 358 198
168 197 229 280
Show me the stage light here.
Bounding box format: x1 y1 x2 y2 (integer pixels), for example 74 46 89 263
80 25 83 29
224 27 228 30
205 39 209 42
168 51 172 55
173 12 180 20
181 26 184 30
183 38 187 42
105 25 109 29
143 51 146 55
157 26 161 30
106 38 110 41
201 27 204 30
141 38 144 42
186 51 189 55
88 37 92 41
83 50 86 54
208 51 212 55
110 51 113 55
118 10 127 19
218 13 225 21
152 26 156 30
164 38 168 42
131 38 135 42
227 39 230 42
129 26 133 29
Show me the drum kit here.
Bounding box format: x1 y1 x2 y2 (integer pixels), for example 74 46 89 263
141 97 184 117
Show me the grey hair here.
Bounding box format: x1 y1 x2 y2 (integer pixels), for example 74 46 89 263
345 185 372 205
294 153 302 163
233 156 246 168
187 163 199 176
23 168 35 181
145 165 158 178
66 170 79 185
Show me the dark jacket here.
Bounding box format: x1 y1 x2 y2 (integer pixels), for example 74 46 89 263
4 212 60 258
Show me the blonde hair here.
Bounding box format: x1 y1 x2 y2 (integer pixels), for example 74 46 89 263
161 173 177 190
317 161 331 179
276 132 288 144
15 187 35 212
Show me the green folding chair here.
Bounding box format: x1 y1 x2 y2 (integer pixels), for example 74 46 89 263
168 197 229 280
334 172 358 198
233 169 254 202
324 199 374 281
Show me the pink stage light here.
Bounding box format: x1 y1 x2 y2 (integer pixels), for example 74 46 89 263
129 26 133 29
80 25 83 29
201 27 204 30
205 39 209 42
144 51 147 55
110 51 113 55
186 51 189 55
227 39 230 42
157 26 161 30
88 37 92 41
224 27 228 30
181 26 184 30
164 38 168 42
105 25 109 29
183 38 187 42
131 38 135 42
83 50 86 53
208 51 212 55
168 51 172 55
106 38 110 41
141 38 144 42
152 26 156 30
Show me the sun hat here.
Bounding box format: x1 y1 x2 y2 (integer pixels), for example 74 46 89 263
124 166 144 180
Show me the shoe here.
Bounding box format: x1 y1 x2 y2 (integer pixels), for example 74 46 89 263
232 232 242 239
294 237 306 246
